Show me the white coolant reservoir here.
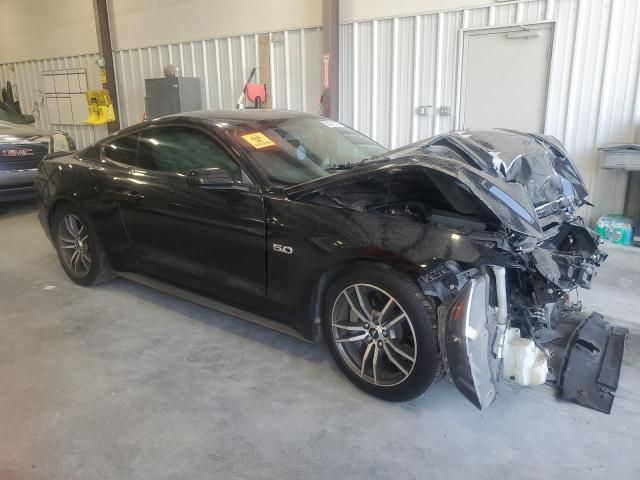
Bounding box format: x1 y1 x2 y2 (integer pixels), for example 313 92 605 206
502 328 548 386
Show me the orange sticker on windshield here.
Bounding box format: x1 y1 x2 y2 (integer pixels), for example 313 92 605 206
242 132 275 149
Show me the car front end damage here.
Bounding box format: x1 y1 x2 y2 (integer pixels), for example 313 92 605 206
422 222 622 413
412 130 628 413
290 128 627 412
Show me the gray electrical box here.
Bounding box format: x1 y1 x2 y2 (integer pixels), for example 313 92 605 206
599 144 640 170
144 77 202 119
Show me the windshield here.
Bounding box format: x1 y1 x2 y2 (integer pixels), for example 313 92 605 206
0 101 29 125
229 117 387 186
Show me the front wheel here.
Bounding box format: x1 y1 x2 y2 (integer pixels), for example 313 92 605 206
323 264 442 401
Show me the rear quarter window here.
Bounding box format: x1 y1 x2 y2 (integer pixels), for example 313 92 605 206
77 144 101 161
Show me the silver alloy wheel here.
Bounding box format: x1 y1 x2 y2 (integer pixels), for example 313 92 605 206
57 214 92 278
331 283 417 387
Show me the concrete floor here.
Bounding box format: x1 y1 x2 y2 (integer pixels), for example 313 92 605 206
1 204 639 480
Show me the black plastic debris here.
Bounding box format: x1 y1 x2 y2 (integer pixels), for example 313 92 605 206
558 313 628 414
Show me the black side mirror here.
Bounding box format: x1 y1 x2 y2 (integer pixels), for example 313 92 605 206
186 168 234 188
23 114 36 124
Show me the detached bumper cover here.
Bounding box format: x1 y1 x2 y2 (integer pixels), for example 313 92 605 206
558 312 628 414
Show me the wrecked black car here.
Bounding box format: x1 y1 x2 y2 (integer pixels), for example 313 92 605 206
34 110 626 412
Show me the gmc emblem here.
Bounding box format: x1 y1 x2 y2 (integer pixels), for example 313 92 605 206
2 148 33 157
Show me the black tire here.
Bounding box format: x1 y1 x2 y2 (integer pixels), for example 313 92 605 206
52 205 113 286
323 263 443 401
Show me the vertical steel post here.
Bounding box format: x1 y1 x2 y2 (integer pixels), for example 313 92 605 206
93 0 121 132
321 0 339 120
258 34 272 109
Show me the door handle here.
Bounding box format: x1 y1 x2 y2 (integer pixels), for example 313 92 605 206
125 191 144 199
118 190 144 203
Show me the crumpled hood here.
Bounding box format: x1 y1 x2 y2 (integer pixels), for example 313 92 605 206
288 129 590 239
410 129 588 218
287 153 543 238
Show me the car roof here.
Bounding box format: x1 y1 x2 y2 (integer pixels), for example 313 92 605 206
164 109 318 122
102 109 321 143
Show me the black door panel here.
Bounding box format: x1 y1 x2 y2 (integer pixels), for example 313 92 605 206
116 125 267 310
83 165 133 271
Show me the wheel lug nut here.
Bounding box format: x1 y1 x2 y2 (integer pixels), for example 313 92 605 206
377 341 383 348
366 336 372 343
363 323 370 329
382 330 388 337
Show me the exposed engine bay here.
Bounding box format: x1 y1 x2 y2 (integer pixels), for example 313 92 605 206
298 129 627 413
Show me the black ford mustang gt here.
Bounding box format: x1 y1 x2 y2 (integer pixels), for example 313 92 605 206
35 110 626 412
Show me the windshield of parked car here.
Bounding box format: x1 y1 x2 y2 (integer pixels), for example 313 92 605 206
229 117 387 186
0 101 29 125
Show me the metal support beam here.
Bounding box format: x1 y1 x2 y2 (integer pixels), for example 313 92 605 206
258 34 273 109
321 0 339 120
93 0 120 132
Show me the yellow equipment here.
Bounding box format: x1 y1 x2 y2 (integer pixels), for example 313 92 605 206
84 89 115 125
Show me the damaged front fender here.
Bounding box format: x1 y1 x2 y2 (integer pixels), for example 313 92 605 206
438 272 501 410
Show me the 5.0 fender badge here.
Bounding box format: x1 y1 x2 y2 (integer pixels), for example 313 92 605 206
273 243 293 254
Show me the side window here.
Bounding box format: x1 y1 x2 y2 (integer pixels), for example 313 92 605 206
137 127 243 181
104 134 139 166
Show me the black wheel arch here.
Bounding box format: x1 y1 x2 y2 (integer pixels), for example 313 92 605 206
304 250 424 342
47 195 85 238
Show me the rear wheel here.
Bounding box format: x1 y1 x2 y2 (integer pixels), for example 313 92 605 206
52 206 113 286
323 264 442 401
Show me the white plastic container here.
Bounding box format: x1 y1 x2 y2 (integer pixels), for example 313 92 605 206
502 327 548 386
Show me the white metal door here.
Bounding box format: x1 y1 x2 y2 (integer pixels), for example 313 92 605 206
459 24 553 132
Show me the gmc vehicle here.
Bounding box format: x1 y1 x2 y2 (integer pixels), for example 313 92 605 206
1 100 74 202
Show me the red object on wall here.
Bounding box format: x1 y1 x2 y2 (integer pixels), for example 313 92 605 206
246 83 267 103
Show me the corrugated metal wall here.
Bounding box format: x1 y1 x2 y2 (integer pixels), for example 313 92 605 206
112 27 323 128
0 27 322 150
1 1 638 222
339 0 640 222
0 54 108 149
